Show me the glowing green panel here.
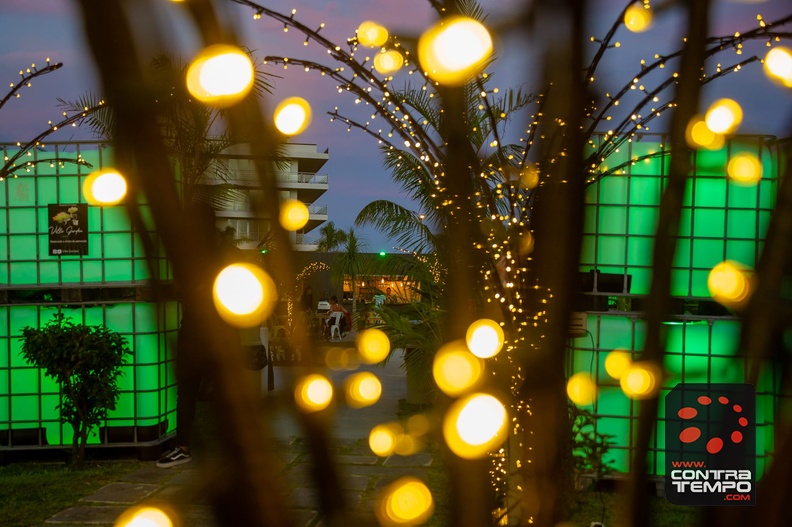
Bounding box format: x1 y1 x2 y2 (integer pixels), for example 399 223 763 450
134 334 160 364
116 365 135 391
678 209 692 236
58 183 80 203
37 177 58 202
61 260 82 282
725 241 756 265
626 237 652 266
600 177 628 204
690 270 711 297
710 320 740 356
695 149 727 176
11 395 38 421
10 235 37 260
711 356 742 383
583 207 597 232
691 239 724 269
670 269 690 297
597 316 634 351
106 304 134 333
7 180 35 207
104 259 132 282
627 207 656 235
693 178 726 208
597 238 626 266
135 366 160 391
598 207 627 234
580 236 596 265
8 208 35 233
83 260 102 282
726 210 757 238
673 239 691 267
39 371 58 394
87 233 103 255
105 233 132 258
41 395 60 420
693 209 725 238
758 179 776 209
727 182 758 208
629 175 661 206
0 395 8 423
627 267 651 295
136 392 160 419
79 149 101 168
133 259 151 281
102 207 129 232
114 393 135 417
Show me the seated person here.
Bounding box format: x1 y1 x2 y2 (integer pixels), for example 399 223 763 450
325 295 349 336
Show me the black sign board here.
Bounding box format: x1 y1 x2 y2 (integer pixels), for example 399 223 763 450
48 204 88 256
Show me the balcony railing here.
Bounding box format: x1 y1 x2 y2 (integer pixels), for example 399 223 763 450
205 169 328 185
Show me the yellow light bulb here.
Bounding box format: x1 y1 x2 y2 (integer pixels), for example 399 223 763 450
685 116 725 150
369 422 403 457
604 350 632 380
83 169 127 206
764 46 792 87
376 477 434 526
433 340 483 396
357 328 391 364
708 260 753 308
705 98 743 135
186 44 254 107
374 50 404 74
274 97 312 136
566 372 598 406
279 199 310 231
619 362 660 400
357 21 389 47
624 4 652 33
465 319 504 359
114 506 173 527
443 393 507 459
212 263 277 327
294 374 333 412
418 17 493 86
345 371 382 408
727 153 763 185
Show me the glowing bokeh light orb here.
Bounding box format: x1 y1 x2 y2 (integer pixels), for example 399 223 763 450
624 4 652 33
433 340 483 396
357 328 391 364
274 96 312 136
604 350 632 380
443 393 507 459
345 371 383 408
708 260 752 308
620 362 660 400
418 17 493 86
705 98 743 135
374 50 404 74
685 116 725 150
369 422 403 457
212 263 277 327
114 506 173 527
279 199 310 231
357 21 389 47
727 153 763 185
376 477 434 527
186 45 254 107
566 372 598 406
465 319 504 359
294 374 333 412
83 169 127 206
764 46 792 87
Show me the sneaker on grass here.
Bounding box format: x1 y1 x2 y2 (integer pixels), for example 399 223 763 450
156 446 192 468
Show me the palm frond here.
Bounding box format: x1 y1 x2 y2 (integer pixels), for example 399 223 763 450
355 200 434 253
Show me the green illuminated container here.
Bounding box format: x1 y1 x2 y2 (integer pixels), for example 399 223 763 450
0 142 178 452
581 134 778 296
572 134 782 476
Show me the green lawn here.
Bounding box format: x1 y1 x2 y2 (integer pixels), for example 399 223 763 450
0 460 148 527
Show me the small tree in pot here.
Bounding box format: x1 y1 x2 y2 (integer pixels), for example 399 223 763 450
21 313 130 468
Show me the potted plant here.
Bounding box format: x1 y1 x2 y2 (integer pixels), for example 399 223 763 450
20 313 130 468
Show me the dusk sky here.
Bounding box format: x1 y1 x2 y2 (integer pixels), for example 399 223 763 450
1 0 790 251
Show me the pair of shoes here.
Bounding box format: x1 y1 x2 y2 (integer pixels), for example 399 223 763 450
156 446 192 468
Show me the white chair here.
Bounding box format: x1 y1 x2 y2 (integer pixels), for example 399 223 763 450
328 312 344 340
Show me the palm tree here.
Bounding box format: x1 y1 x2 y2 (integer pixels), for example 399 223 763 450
315 221 348 252
59 54 275 210
330 227 369 327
